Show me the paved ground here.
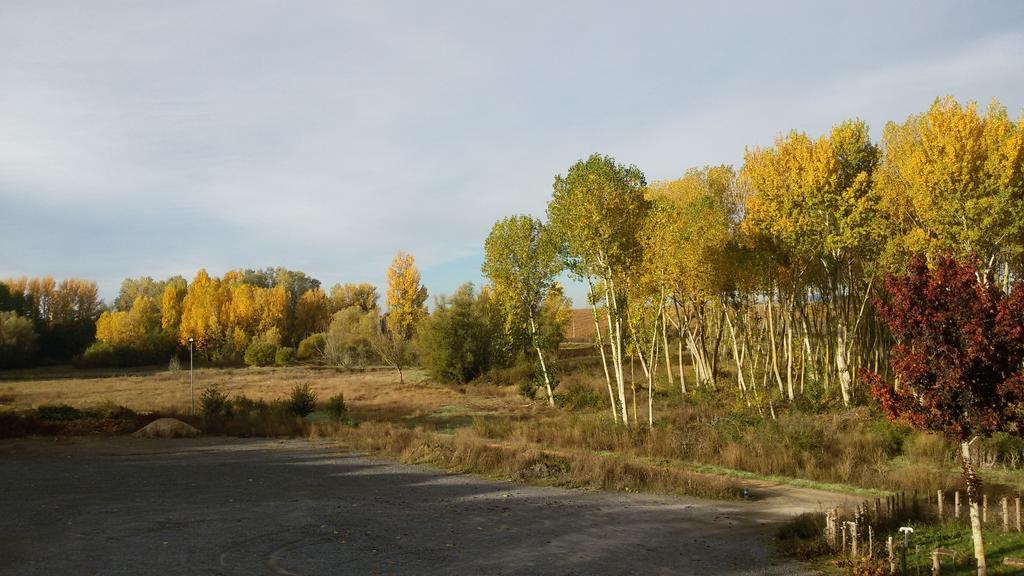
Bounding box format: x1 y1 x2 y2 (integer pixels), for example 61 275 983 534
0 437 844 575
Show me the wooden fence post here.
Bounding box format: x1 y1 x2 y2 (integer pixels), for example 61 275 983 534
888 536 895 574
932 549 940 575
984 494 989 524
955 491 961 519
937 490 944 519
1016 496 1021 532
868 525 874 559
849 521 858 559
1003 497 1010 533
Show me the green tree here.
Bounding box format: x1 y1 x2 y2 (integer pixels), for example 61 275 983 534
547 153 649 426
416 284 503 384
482 215 564 405
328 283 380 313
0 311 37 367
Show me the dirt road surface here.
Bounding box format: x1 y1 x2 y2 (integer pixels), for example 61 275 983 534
0 437 847 575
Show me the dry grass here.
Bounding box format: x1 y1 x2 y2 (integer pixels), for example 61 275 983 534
0 366 524 423
311 421 742 500
5 363 1021 498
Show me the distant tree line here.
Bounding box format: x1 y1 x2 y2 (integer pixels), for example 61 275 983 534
0 278 101 367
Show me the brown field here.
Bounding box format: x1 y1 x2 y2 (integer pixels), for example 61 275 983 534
0 365 533 426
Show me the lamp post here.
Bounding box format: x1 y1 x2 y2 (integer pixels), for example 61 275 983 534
188 337 195 416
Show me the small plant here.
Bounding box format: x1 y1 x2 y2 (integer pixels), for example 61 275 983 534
244 341 278 367
275 347 296 367
557 382 602 410
325 393 347 421
84 401 136 420
517 378 539 399
231 395 269 417
200 384 232 418
168 355 182 372
286 383 317 417
35 404 83 421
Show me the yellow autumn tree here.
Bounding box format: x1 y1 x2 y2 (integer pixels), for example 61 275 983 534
385 251 428 340
160 277 187 339
875 96 1024 279
178 269 224 352
294 287 330 338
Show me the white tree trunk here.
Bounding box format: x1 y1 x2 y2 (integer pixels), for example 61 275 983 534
604 277 629 427
836 322 852 407
661 308 674 385
961 439 988 576
724 309 746 394
529 316 555 407
588 293 617 423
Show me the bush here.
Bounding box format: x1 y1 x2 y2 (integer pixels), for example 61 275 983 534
557 383 601 410
325 393 347 421
36 404 83 421
244 341 278 367
200 385 232 418
517 378 538 399
416 284 507 384
83 401 136 420
275 347 296 367
296 333 325 361
287 383 317 417
231 395 270 417
74 341 169 368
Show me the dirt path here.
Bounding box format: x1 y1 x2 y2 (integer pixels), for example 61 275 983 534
0 437 851 575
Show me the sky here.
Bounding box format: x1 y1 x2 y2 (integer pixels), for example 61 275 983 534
2 1 1024 307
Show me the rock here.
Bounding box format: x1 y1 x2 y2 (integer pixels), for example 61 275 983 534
132 418 200 438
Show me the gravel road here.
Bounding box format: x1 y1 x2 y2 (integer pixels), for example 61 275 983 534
0 437 845 575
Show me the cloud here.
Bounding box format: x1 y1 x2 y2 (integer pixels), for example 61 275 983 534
1 1 1023 305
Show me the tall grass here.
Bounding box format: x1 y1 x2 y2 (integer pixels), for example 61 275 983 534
311 421 743 500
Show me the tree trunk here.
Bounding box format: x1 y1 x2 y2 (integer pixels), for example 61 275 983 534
767 296 784 394
836 321 852 407
603 275 629 427
661 307 674 386
529 316 555 407
589 295 618 423
961 439 988 576
724 308 746 395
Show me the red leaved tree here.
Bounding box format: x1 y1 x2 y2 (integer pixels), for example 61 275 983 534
865 255 1024 576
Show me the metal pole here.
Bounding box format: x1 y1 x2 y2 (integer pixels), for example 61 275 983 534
189 340 194 416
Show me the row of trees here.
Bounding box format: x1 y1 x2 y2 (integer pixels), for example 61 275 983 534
0 277 102 366
84 267 392 367
483 96 1023 428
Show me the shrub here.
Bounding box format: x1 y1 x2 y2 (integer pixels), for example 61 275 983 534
325 393 347 421
244 341 278 367
557 382 601 411
74 341 169 368
168 355 182 372
200 385 232 418
83 401 136 420
286 383 317 417
517 378 538 399
36 404 83 421
416 284 507 384
231 395 269 417
275 347 296 367
296 333 325 361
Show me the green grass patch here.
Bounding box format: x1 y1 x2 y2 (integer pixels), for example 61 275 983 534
896 522 1024 575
